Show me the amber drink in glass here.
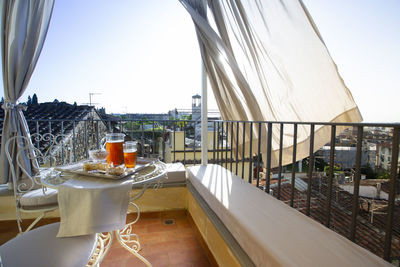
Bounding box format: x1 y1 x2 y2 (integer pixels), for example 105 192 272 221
123 141 137 168
105 133 125 166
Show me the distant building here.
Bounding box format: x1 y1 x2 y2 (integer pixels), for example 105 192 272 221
122 113 169 121
316 144 376 170
376 141 400 171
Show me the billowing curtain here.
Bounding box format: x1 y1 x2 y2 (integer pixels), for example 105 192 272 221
0 0 55 184
180 0 362 167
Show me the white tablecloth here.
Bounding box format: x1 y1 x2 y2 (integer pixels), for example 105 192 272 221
57 175 133 237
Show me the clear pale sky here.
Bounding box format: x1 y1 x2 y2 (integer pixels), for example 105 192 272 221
1 0 399 122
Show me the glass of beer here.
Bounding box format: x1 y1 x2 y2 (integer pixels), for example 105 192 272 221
105 133 125 166
123 141 137 168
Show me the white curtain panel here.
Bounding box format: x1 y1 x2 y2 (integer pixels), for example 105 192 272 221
0 0 55 183
180 0 362 167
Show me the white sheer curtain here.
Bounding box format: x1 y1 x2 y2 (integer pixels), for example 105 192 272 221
0 0 55 184
180 0 362 167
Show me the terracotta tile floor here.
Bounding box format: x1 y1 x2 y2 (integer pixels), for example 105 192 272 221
102 211 211 267
0 211 212 267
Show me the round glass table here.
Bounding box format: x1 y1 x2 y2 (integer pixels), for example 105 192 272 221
41 160 167 267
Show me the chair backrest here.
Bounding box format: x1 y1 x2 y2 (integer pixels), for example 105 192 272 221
6 135 41 194
30 133 72 167
5 133 72 194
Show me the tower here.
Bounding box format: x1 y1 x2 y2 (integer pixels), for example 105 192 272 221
192 94 201 121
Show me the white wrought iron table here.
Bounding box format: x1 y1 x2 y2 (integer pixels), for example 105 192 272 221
41 159 167 266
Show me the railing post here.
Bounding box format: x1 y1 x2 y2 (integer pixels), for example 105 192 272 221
241 122 246 179
225 122 229 169
350 126 363 241
173 121 176 162
277 123 283 199
235 122 239 175
248 122 253 183
306 124 315 216
220 121 224 166
36 121 40 150
290 124 297 207
72 120 76 162
84 120 88 159
162 121 166 161
152 121 155 156
141 119 145 157
201 62 208 165
183 122 186 165
213 121 216 164
265 123 272 193
61 121 65 163
256 122 262 188
217 122 221 166
49 121 53 166
384 127 399 261
193 121 196 165
325 125 336 227
230 121 234 172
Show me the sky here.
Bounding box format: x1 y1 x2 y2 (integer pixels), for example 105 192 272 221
0 0 399 122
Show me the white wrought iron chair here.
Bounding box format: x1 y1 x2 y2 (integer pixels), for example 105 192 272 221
0 222 112 267
5 134 70 233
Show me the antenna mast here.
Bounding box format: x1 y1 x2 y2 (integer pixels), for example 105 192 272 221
89 92 101 106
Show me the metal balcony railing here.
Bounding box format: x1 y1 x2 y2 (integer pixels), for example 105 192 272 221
2 118 399 263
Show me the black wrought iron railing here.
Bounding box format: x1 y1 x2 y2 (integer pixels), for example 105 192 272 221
1 118 399 263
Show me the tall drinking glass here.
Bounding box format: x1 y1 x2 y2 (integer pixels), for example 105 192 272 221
105 133 125 166
123 141 137 168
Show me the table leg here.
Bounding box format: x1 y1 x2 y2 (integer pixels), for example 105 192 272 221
115 223 152 267
116 199 152 266
114 173 165 266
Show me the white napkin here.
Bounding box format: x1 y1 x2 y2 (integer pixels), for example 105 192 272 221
57 175 133 237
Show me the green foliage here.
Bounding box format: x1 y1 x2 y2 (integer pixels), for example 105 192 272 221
176 115 192 129
377 171 390 179
324 164 341 176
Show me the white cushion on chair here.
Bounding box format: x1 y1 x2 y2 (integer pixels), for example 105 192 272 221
0 222 96 267
20 187 58 207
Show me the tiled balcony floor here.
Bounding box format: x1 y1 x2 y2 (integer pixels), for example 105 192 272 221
0 211 212 267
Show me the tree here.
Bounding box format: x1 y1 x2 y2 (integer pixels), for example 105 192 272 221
32 93 38 105
177 115 191 129
27 96 32 105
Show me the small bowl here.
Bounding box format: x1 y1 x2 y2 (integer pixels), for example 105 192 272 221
89 149 109 161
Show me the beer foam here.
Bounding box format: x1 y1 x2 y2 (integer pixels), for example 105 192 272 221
124 149 137 153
